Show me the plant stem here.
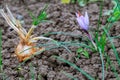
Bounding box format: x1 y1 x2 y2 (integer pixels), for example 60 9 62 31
88 32 97 50
98 47 104 80
26 25 36 39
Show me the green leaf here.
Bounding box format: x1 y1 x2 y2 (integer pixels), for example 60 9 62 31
37 4 48 21
77 48 89 58
107 0 120 22
82 50 89 58
108 11 120 22
99 32 107 53
77 48 83 53
77 48 83 58
38 11 47 20
29 4 48 26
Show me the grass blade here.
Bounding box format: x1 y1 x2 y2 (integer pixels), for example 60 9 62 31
104 53 120 79
53 56 95 80
43 32 83 39
103 27 120 65
98 47 104 80
30 63 35 80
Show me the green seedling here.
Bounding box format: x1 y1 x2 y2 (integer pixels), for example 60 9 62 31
29 4 48 26
77 48 89 58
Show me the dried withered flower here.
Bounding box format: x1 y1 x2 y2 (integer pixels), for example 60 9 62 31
0 6 52 62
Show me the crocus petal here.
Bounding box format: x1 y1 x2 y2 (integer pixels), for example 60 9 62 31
79 16 89 30
76 11 89 31
84 12 89 25
77 17 85 29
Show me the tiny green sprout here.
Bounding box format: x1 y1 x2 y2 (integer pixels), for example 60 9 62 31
77 48 89 58
29 4 48 26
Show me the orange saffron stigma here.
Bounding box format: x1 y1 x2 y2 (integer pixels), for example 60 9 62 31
77 11 81 17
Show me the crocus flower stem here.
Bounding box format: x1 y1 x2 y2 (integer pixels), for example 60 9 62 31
87 31 97 50
83 29 97 50
91 39 97 50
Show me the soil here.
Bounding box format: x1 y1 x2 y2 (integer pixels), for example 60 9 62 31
0 0 120 80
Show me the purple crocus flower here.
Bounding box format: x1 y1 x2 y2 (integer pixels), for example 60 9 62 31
76 11 89 31
76 11 97 50
76 11 90 38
